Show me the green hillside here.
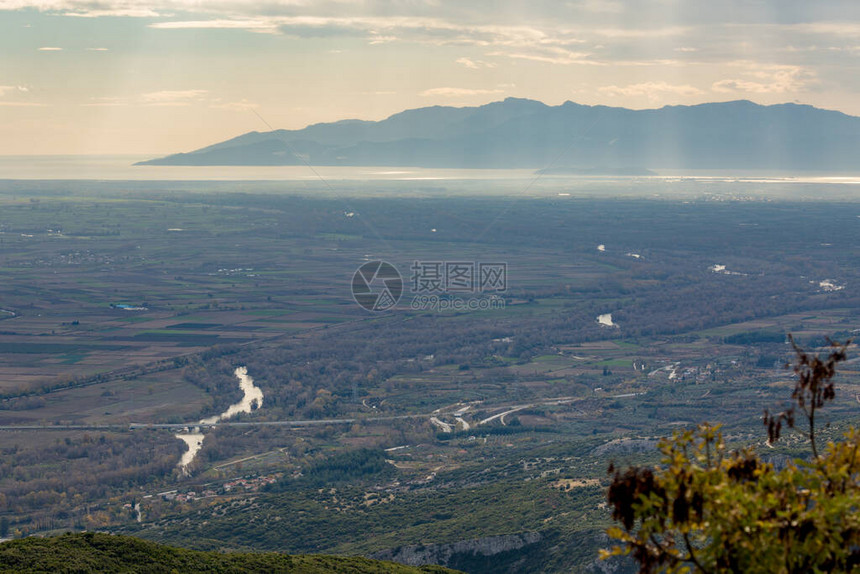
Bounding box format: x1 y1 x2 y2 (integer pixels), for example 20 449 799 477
0 533 458 574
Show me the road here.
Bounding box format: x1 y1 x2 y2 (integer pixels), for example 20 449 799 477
0 392 645 432
477 393 643 426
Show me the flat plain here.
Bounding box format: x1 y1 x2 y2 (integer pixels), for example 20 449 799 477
0 176 858 572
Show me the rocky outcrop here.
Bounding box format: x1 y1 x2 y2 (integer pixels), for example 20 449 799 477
370 532 542 568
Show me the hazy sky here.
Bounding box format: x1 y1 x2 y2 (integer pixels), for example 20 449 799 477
3 1 860 155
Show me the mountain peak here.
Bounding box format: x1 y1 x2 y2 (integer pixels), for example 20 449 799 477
138 99 860 171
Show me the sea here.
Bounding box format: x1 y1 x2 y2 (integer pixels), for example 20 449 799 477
1 155 860 201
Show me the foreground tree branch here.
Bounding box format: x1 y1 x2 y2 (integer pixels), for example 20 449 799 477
603 338 857 573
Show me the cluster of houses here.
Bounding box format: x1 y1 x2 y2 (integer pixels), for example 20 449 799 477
155 489 217 503
222 475 278 492
151 474 281 503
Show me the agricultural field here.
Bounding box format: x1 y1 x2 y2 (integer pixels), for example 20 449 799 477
0 179 858 571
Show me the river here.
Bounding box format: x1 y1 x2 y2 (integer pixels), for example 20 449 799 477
175 366 263 476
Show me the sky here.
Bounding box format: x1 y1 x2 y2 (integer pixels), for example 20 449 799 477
2 0 860 155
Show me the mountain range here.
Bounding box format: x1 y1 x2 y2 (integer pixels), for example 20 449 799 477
139 98 860 171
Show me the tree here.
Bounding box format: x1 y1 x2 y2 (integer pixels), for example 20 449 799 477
603 338 857 573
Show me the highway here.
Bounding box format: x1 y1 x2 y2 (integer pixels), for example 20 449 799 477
0 392 645 432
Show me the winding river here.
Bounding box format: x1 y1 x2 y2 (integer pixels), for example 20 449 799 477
175 366 263 476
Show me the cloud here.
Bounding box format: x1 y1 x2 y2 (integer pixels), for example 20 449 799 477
141 89 208 105
86 47 109 51
67 7 158 17
420 87 504 97
599 82 704 99
712 62 816 94
787 22 860 37
503 50 597 65
712 79 790 94
456 57 479 69
85 90 266 112
82 96 126 106
1 0 855 104
0 85 28 96
0 2 703 69
0 1 159 17
590 26 689 39
0 84 39 106
456 57 495 69
37 46 62 50
85 89 210 107
147 14 600 65
210 98 258 111
150 18 280 32
368 34 396 44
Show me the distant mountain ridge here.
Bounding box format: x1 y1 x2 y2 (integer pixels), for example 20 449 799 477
139 98 860 170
